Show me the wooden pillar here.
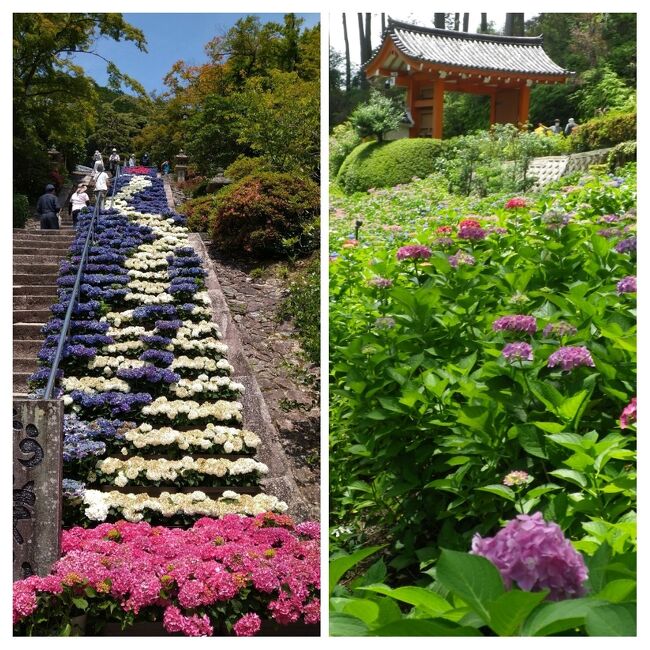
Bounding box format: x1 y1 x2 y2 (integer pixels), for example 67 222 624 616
407 75 417 137
489 89 496 125
433 77 444 139
518 84 531 128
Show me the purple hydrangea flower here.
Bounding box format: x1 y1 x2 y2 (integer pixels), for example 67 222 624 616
493 315 537 335
471 512 588 601
458 226 486 240
502 342 534 363
547 346 595 371
597 228 621 239
616 276 637 294
434 236 454 247
542 322 578 338
615 237 636 254
375 317 396 330
448 251 475 268
396 245 432 261
369 277 393 289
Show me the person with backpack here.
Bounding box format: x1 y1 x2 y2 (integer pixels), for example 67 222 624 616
109 148 120 176
564 118 578 136
94 163 110 211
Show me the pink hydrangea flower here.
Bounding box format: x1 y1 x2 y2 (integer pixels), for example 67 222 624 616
620 397 636 429
471 512 588 601
503 470 530 486
505 197 528 209
396 245 432 261
233 612 262 636
502 342 533 363
493 315 537 335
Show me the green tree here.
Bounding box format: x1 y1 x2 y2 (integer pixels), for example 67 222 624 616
13 13 147 196
234 71 320 179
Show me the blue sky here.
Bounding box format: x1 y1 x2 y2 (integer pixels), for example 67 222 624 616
72 13 320 95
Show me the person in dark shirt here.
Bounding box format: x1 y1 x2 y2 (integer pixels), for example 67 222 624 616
36 184 60 229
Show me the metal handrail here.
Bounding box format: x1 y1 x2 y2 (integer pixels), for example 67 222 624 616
43 165 121 398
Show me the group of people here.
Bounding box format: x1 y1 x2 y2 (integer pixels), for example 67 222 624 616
534 117 578 136
35 148 171 229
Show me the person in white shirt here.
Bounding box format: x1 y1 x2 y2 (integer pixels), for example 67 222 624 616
128 154 136 167
94 164 110 211
69 183 90 228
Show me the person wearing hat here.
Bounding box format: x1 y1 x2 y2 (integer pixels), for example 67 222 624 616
36 184 60 230
564 117 578 136
109 148 120 176
92 153 104 180
69 183 90 228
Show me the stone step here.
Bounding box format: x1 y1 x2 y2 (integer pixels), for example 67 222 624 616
13 229 75 237
13 284 58 296
14 323 46 339
13 339 44 357
13 274 59 287
13 246 71 256
13 295 57 310
13 254 67 265
14 263 60 275
13 357 40 373
13 373 31 394
14 309 51 324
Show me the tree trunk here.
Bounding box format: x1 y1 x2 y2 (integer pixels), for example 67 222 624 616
454 13 460 31
434 13 446 29
504 13 514 35
364 13 372 58
463 13 470 32
505 13 524 36
357 13 367 88
480 13 488 33
342 14 351 92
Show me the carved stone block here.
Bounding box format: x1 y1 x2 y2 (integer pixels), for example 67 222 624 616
13 399 63 581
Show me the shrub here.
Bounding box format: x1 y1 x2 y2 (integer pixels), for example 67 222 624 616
224 156 272 181
13 193 30 228
336 139 447 194
211 172 319 259
349 90 403 142
568 112 636 152
608 141 637 172
329 122 362 177
178 194 219 233
277 255 320 363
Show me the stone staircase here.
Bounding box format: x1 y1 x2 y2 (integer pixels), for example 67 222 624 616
13 223 75 395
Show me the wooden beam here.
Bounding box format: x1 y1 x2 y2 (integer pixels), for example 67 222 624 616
518 85 531 127
433 77 444 139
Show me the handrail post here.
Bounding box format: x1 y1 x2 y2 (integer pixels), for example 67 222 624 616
43 199 101 399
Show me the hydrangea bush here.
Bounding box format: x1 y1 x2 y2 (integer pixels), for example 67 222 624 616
329 165 636 636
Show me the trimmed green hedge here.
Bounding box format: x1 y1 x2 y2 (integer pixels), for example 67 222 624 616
13 193 29 228
336 138 446 194
569 112 636 152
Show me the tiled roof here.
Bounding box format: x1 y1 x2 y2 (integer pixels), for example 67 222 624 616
366 19 570 77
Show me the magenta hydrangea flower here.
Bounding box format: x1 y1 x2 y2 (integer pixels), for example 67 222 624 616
448 250 475 268
396 245 431 261
233 612 262 636
505 197 527 209
543 322 578 338
616 276 637 294
502 342 533 363
493 315 537 335
547 346 595 371
471 512 588 601
620 397 637 429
